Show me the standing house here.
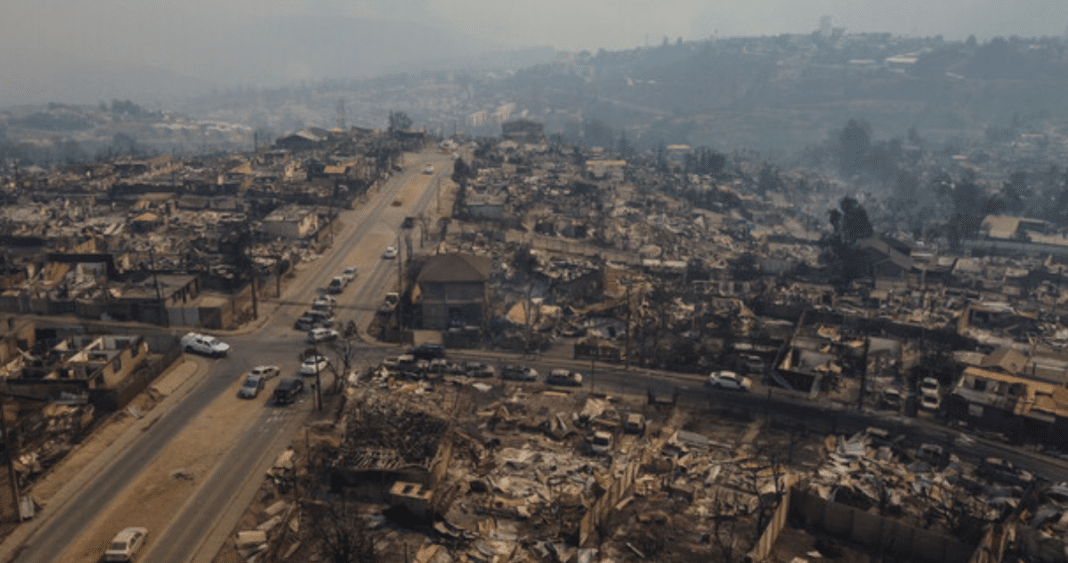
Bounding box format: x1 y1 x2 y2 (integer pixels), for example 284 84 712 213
414 254 492 330
947 365 1068 446
260 205 320 239
856 237 914 286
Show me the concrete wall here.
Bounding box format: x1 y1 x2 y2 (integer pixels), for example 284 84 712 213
791 490 975 563
747 486 792 561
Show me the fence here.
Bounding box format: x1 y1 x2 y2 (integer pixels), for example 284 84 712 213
578 462 640 547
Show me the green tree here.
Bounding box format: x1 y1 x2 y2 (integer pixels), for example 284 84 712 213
821 197 874 287
831 197 874 246
838 119 872 174
583 118 615 148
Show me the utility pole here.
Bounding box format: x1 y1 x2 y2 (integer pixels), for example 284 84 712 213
625 280 632 369
396 234 404 344
0 394 19 523
148 247 167 327
314 346 322 412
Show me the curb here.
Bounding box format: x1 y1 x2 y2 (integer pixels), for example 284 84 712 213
0 360 205 563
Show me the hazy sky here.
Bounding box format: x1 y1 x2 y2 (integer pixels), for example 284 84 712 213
2 0 1066 105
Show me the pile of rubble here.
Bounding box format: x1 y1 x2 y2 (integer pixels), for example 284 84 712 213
805 429 1011 537
338 394 449 468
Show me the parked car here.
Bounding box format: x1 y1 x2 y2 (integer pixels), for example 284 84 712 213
312 295 337 312
327 276 346 294
706 370 752 391
879 387 904 410
300 355 330 376
401 216 415 229
105 527 148 561
181 332 230 358
273 377 304 405
427 358 450 374
382 246 398 259
294 309 334 331
341 266 358 284
623 413 646 435
920 377 940 397
307 327 340 344
919 393 941 411
294 315 333 331
423 165 434 174
238 374 266 399
588 431 612 455
409 343 446 360
546 368 583 387
977 457 1035 487
463 361 495 378
740 355 766 374
500 364 538 381
249 365 280 380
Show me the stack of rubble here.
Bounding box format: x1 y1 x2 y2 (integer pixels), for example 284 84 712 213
805 430 1009 534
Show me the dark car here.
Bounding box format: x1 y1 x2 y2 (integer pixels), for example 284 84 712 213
409 343 446 361
977 457 1034 487
401 216 415 229
273 378 304 405
464 361 496 378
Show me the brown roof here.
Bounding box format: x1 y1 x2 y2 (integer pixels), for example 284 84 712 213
980 347 1028 375
417 254 491 284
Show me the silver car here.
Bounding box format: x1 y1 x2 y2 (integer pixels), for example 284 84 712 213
238 374 266 399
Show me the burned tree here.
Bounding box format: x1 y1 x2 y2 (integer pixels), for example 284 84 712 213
308 498 378 563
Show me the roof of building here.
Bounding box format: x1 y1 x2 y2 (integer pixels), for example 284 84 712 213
417 254 492 284
980 347 1028 375
981 216 1022 240
131 212 160 224
856 237 913 272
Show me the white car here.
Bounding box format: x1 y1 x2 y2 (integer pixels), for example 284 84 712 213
423 164 435 174
300 355 330 376
546 368 583 387
249 365 280 380
180 332 230 358
920 393 941 411
312 295 337 311
105 527 148 561
341 266 358 283
706 370 752 391
382 246 398 259
920 377 940 397
307 327 340 344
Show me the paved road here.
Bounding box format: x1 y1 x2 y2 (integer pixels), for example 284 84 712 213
5 150 451 563
146 151 454 563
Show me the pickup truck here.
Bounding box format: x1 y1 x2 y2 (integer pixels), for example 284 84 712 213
180 332 230 358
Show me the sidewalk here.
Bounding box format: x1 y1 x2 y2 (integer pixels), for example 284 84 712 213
0 360 203 563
